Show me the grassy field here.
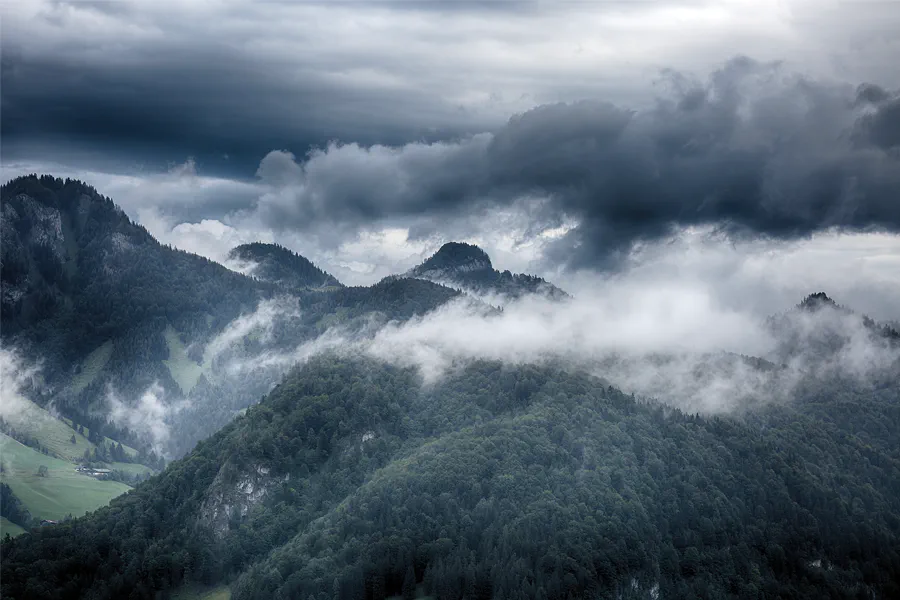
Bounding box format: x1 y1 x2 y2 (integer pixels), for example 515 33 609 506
164 326 205 394
69 340 113 394
107 461 155 476
59 417 140 459
171 584 231 600
0 516 27 538
1 396 96 462
0 433 130 521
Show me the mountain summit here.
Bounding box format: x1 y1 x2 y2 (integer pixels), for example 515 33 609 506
408 242 493 277
406 242 568 300
228 242 342 290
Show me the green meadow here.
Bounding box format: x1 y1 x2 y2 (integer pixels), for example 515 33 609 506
69 340 113 394
0 433 130 521
2 396 95 462
171 585 232 600
164 326 205 394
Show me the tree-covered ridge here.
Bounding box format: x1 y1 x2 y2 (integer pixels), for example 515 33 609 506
0 175 275 454
1 175 269 362
2 356 898 600
407 242 568 301
1 176 468 460
765 292 900 364
228 242 342 290
414 242 494 273
795 292 900 343
0 483 33 531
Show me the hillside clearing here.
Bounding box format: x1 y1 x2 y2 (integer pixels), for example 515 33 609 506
0 433 130 521
0 396 95 462
164 326 205 394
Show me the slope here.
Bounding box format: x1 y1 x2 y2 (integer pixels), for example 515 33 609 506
0 433 131 522
1 175 272 453
2 176 470 463
228 242 342 290
0 517 27 539
3 355 899 600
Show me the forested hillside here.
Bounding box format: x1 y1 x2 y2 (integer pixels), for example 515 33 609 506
1 175 267 364
1 176 271 450
3 356 898 600
4 176 899 600
406 242 568 300
0 176 466 460
228 243 342 290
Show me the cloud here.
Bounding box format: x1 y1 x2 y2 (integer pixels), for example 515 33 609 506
106 382 175 456
4 0 899 175
245 59 900 271
197 253 897 416
0 347 45 423
201 297 303 371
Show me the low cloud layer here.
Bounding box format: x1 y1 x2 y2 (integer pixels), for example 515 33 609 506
201 268 898 418
106 382 180 456
251 59 900 270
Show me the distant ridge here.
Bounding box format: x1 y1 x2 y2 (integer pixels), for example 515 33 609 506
767 292 900 361
406 241 568 300
797 292 842 312
228 242 342 290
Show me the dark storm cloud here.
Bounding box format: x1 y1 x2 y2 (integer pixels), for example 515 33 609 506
0 46 465 178
253 58 900 269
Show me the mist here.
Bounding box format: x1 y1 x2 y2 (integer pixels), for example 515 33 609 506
105 382 180 456
0 348 43 423
202 267 898 417
200 296 303 371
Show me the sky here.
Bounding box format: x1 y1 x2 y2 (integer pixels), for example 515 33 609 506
2 0 900 320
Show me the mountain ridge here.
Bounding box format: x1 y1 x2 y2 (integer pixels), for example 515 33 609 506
228 242 343 290
406 241 569 300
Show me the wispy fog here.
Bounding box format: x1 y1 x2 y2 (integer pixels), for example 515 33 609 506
4 264 896 460
200 297 303 370
207 272 898 416
0 348 43 423
105 383 172 455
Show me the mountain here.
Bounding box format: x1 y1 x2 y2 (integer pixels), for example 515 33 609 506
2 354 898 599
406 242 568 300
1 176 270 364
228 242 342 290
1 175 272 448
4 175 900 600
767 292 900 364
0 176 470 460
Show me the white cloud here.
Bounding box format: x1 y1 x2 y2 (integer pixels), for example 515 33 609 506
0 348 45 424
